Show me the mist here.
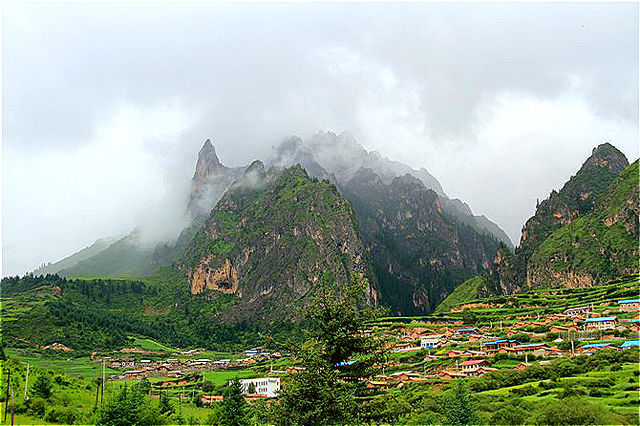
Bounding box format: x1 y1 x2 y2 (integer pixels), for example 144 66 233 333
2 2 638 276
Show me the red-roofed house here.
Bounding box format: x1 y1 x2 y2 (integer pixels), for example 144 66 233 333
459 359 487 374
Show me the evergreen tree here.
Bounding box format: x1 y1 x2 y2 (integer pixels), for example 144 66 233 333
220 379 248 426
159 392 175 416
31 375 53 399
94 383 166 426
270 273 387 426
443 381 477 426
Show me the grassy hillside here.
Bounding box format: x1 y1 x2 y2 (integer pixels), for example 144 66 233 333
58 233 156 277
32 237 118 275
435 275 500 313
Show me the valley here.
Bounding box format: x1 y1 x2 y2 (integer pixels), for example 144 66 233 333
1 136 638 425
1 275 638 424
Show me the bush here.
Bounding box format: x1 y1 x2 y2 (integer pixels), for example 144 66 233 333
44 405 78 424
491 405 528 425
585 377 614 388
25 397 47 417
94 383 167 426
201 380 216 393
53 374 73 387
31 375 53 399
534 397 624 425
588 388 612 397
509 385 538 396
400 411 446 425
557 383 587 398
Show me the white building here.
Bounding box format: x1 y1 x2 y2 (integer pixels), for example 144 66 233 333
240 377 280 398
420 334 444 348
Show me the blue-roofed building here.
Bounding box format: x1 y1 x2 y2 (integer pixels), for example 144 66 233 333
482 339 517 351
455 327 479 336
621 340 640 349
579 342 618 354
618 299 640 312
581 343 612 349
584 316 618 330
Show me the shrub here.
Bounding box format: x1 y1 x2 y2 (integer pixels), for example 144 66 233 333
509 385 538 396
53 374 73 387
588 388 613 397
491 405 528 425
26 397 47 417
201 380 216 393
31 375 53 399
557 383 587 398
44 405 78 424
534 397 624 425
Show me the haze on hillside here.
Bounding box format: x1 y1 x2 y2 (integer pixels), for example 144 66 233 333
2 2 638 276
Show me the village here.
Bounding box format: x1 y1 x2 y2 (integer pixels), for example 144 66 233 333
85 296 639 404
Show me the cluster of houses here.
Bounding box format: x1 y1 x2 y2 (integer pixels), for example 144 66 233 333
101 353 278 381
99 296 638 400
378 297 640 380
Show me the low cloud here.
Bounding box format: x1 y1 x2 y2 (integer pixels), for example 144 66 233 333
2 2 638 275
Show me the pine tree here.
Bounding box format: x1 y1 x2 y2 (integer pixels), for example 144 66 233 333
220 379 248 426
31 375 52 399
443 381 477 426
270 273 387 426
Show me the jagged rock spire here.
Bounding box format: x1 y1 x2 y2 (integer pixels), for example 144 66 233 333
193 139 226 182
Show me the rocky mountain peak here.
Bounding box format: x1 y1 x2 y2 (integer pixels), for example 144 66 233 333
581 142 629 175
245 159 265 175
194 139 225 181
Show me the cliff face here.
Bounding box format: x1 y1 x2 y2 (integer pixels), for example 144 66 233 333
492 143 631 291
341 168 500 314
526 160 639 288
183 164 376 322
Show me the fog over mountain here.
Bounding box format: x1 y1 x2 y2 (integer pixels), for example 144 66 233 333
2 2 638 276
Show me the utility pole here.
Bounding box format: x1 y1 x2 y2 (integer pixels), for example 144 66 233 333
10 384 15 426
4 370 11 423
571 340 575 356
23 364 29 399
100 360 105 405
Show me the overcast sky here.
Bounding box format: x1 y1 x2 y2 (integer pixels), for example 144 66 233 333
2 2 638 276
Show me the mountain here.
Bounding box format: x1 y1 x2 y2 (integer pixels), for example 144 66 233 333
32 134 508 316
182 163 377 322
341 168 500 314
38 139 248 278
57 229 159 277
270 131 513 248
32 237 119 275
526 160 639 287
492 142 631 291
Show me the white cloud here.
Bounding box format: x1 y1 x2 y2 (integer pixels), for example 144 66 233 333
2 103 197 275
